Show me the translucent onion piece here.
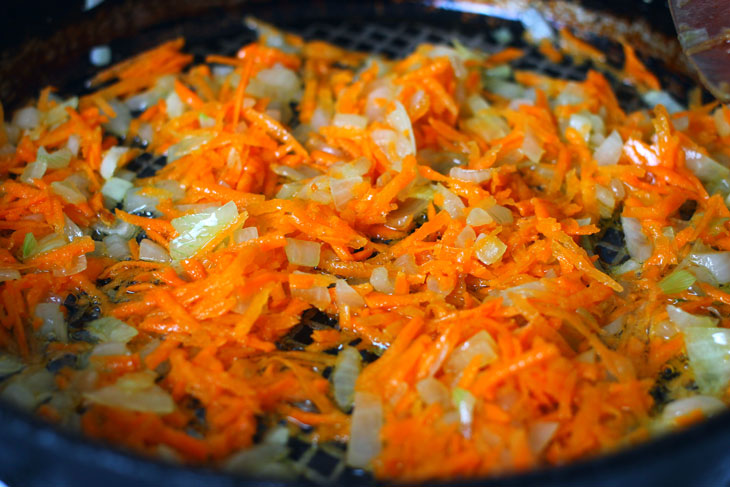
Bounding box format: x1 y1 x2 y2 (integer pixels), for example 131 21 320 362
20 160 47 184
52 254 87 277
332 346 362 410
13 106 40 130
454 225 477 249
528 421 559 455
452 387 477 438
416 377 451 408
37 146 72 169
594 130 623 166
103 234 131 260
333 113 368 130
233 226 259 244
520 130 544 163
662 396 725 423
370 266 395 294
475 234 507 265
170 202 238 260
139 239 171 263
466 207 493 226
35 303 67 343
435 184 465 218
643 90 684 114
683 148 730 183
335 279 366 308
347 392 383 468
445 330 498 375
100 146 129 180
284 238 321 267
666 305 717 329
449 167 493 184
713 107 730 137
87 317 138 343
621 216 653 263
101 177 134 203
167 134 214 163
0 269 21 282
684 327 730 394
690 252 730 284
84 371 175 414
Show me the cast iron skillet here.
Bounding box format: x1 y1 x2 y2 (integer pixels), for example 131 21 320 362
0 1 728 486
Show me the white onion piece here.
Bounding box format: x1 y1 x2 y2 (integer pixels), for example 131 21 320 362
386 101 416 160
685 327 730 394
91 342 129 356
35 303 67 343
1 369 54 411
167 134 214 163
84 371 175 414
662 396 725 422
427 275 455 296
466 93 489 115
594 130 623 166
103 234 131 260
50 181 86 205
36 146 72 169
330 176 363 210
690 252 730 284
452 387 477 437
520 130 544 163
621 216 652 263
0 354 24 377
63 215 84 241
246 64 302 105
347 392 383 468
333 346 362 410
284 238 321 267
445 330 498 375
335 279 366 308
528 421 559 455
102 100 132 138
454 225 477 249
87 317 138 343
370 266 395 294
333 113 368 130
139 239 171 263
643 90 684 114
394 253 418 275
416 377 451 408
101 177 133 203
449 167 493 184
13 107 40 130
0 269 21 282
53 254 87 277
20 160 47 184
714 108 730 137
466 207 494 226
683 148 730 183
123 187 160 215
486 205 513 224
170 202 238 260
435 184 465 218
165 91 184 119
666 304 717 329
234 226 259 243
291 285 331 310
100 146 128 180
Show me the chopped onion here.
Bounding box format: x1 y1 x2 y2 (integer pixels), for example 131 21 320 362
167 134 214 163
643 90 684 114
659 269 696 294
684 327 730 394
284 238 321 267
435 184 465 218
125 75 175 112
594 130 623 166
333 113 368 130
347 392 383 468
452 387 477 437
87 317 138 343
36 146 72 169
100 146 129 179
690 252 730 284
103 234 131 260
225 427 294 479
454 225 477 249
466 93 490 115
621 216 652 262
1 369 54 410
464 112 509 142
165 91 184 119
139 239 171 263
234 226 259 243
662 396 725 423
0 269 21 282
246 64 302 106
449 167 493 184
370 266 395 294
102 100 132 138
445 330 498 375
714 107 730 137
475 234 507 265
22 233 37 259
386 101 416 159
416 377 451 408
683 148 730 183
35 303 67 343
466 207 493 226
666 304 717 329
335 279 366 308
394 253 418 275
484 78 525 99
123 187 160 215
528 421 559 455
333 346 361 410
63 215 84 241
486 205 513 224
329 176 363 210
0 354 24 378
51 180 86 205
13 106 40 130
555 83 585 106
385 198 429 230
20 160 47 184
427 275 455 296
291 285 331 310
520 130 544 163
91 342 129 357
30 233 66 259
652 319 679 340
84 371 175 414
101 177 133 203
170 202 238 260
53 254 87 277
44 97 78 128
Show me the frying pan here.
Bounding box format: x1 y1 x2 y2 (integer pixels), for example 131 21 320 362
0 1 728 486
